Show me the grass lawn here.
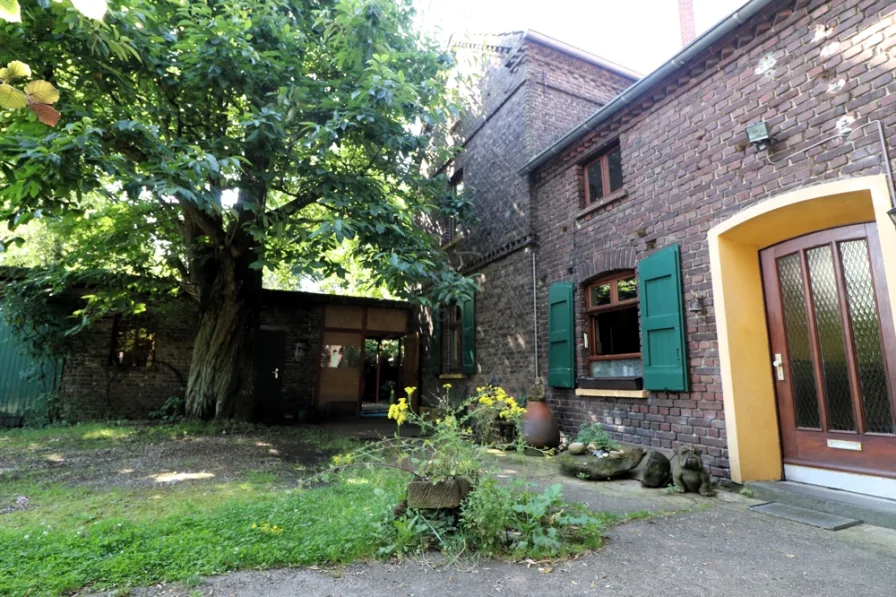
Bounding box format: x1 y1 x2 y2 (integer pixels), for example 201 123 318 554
0 422 405 596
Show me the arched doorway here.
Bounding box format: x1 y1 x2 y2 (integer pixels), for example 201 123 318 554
708 175 896 497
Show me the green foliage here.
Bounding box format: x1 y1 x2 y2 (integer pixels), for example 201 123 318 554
351 386 607 561
576 422 620 451
382 480 606 560
148 396 185 422
0 0 477 309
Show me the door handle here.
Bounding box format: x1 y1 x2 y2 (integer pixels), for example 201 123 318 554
772 354 784 381
273 367 279 379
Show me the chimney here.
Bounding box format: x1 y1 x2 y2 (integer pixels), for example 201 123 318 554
679 0 696 46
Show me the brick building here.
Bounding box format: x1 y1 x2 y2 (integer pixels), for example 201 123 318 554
421 31 639 404
428 0 896 499
54 291 418 422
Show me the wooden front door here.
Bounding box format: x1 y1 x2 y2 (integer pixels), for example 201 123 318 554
761 223 896 478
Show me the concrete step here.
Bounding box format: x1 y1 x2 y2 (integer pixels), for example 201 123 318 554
749 502 862 530
747 480 896 530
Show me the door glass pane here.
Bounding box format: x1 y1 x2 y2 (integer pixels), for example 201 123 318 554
607 147 623 192
840 240 894 434
807 245 855 431
777 253 821 429
587 161 604 202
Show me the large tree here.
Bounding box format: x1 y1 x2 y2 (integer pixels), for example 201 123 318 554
0 0 474 419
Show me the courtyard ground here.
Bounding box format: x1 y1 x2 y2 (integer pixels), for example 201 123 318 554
2 423 895 596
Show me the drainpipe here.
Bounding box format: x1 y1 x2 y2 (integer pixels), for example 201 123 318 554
531 248 538 379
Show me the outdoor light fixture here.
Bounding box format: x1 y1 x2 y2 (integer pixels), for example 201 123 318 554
889 206 896 229
746 121 773 151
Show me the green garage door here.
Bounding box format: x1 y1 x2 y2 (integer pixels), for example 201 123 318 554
0 316 62 426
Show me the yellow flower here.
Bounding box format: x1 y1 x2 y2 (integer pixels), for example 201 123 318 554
388 397 409 425
404 386 417 398
442 383 452 390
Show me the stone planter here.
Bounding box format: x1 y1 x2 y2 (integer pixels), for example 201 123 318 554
406 477 472 509
558 447 645 480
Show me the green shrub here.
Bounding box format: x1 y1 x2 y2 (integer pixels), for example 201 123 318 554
576 422 620 451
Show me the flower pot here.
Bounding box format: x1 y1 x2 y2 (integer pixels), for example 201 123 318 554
521 400 560 449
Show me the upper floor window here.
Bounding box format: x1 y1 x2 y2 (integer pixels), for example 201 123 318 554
111 317 156 367
585 272 642 381
584 144 623 205
442 170 464 245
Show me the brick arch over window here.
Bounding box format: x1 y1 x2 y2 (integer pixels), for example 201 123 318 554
575 248 636 284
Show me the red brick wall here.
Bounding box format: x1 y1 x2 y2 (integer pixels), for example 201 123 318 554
532 0 896 477
60 300 323 421
60 306 196 421
420 37 637 404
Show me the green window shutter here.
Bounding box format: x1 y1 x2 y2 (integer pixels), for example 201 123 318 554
460 295 476 374
547 282 575 388
639 244 689 392
430 307 441 375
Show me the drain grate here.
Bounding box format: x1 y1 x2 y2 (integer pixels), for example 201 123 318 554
749 501 863 531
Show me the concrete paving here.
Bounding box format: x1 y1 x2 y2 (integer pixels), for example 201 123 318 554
109 451 896 597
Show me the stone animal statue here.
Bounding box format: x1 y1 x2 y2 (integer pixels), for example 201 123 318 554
670 445 715 496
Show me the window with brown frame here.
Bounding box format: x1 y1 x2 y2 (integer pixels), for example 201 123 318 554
584 144 623 205
110 317 157 367
585 272 643 385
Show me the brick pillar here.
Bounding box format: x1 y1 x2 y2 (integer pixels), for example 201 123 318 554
679 0 696 46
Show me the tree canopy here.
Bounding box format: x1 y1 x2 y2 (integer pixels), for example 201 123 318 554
0 0 476 418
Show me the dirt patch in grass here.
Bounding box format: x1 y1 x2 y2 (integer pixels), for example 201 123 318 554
0 423 357 494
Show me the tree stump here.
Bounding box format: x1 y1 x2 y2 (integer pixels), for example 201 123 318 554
406 477 472 509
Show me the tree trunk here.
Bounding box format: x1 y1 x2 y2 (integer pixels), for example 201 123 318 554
185 295 257 419
184 252 261 420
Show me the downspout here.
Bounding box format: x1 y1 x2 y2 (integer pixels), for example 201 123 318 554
531 248 538 379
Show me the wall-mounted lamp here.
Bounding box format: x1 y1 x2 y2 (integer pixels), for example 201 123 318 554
888 206 896 228
687 295 706 315
746 121 774 151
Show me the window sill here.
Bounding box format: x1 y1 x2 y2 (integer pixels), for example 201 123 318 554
575 388 649 399
576 189 628 220
439 373 466 379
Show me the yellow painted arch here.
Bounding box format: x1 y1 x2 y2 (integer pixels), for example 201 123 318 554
708 175 896 483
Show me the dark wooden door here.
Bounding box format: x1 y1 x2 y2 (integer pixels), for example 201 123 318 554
256 330 284 422
761 223 896 478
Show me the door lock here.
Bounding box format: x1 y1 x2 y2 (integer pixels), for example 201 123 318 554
772 354 784 381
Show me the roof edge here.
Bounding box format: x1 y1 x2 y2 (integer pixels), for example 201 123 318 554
518 0 778 175
522 30 642 80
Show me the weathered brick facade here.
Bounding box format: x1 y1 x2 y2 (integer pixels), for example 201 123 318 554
528 0 896 478
58 291 407 421
60 306 197 421
420 33 637 404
